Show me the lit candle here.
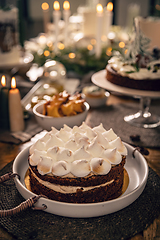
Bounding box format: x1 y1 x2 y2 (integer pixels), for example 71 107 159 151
63 1 71 47
104 2 113 39
53 1 61 53
0 75 9 129
41 2 50 33
9 77 24 132
95 4 103 58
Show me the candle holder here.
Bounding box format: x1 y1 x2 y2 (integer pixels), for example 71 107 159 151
124 96 160 128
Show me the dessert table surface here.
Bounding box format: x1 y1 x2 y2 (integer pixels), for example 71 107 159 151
0 75 160 239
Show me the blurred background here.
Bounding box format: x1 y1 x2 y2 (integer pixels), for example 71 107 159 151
0 0 159 41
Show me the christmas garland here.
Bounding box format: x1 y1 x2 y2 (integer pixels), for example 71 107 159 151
32 42 123 76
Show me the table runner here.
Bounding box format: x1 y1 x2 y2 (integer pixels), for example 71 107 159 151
87 102 160 148
1 101 160 148
0 161 160 240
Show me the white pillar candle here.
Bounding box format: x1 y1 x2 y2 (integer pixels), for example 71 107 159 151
126 4 140 32
95 4 103 58
63 1 71 47
41 2 50 34
53 1 61 53
9 77 24 132
104 2 113 39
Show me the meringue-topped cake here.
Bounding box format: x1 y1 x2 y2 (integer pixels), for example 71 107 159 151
28 123 127 203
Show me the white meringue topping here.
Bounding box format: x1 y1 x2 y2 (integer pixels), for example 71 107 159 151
101 148 122 164
56 147 73 162
86 137 104 157
52 160 71 176
71 159 91 177
102 128 117 142
37 156 54 175
29 139 46 155
110 137 128 155
30 149 47 166
90 158 111 175
73 146 92 160
45 134 64 149
29 123 127 177
93 123 106 134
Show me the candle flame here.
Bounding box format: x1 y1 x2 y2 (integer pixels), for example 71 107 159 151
63 1 70 10
1 75 6 87
107 2 113 11
41 2 49 10
96 4 103 13
11 77 16 89
53 1 60 10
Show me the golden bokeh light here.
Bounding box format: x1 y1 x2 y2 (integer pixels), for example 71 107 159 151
44 50 50 56
106 47 112 56
41 2 49 10
119 41 125 48
68 53 76 59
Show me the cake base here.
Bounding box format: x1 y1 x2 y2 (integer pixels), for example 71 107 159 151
106 65 160 91
25 163 129 204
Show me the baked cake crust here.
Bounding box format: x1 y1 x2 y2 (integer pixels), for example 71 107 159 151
29 157 125 203
106 64 160 91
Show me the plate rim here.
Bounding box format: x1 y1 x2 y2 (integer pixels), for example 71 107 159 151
12 142 148 218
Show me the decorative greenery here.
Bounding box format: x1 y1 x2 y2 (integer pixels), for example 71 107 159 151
111 23 154 74
32 42 123 76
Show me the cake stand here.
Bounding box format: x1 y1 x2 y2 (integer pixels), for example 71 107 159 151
91 70 160 129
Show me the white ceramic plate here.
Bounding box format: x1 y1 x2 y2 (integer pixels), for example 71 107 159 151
13 142 148 218
92 70 160 98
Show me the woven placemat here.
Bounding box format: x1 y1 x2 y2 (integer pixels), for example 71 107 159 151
0 161 160 240
87 102 160 148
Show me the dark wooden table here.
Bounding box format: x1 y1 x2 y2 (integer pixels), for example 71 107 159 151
0 94 160 240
